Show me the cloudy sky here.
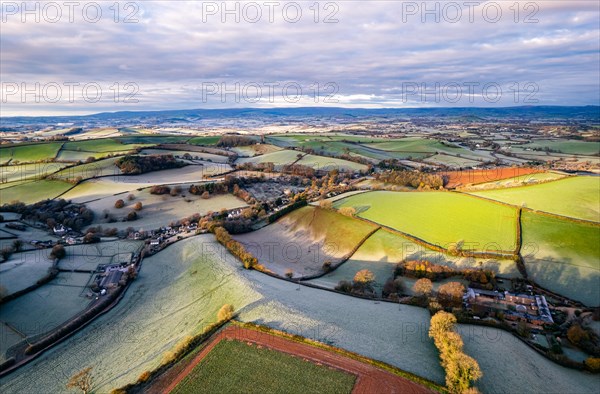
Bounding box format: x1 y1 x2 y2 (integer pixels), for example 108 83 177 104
1 1 599 115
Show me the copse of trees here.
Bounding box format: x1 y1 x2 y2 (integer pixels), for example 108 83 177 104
216 135 255 147
429 311 482 393
374 169 444 189
437 282 466 308
115 154 185 175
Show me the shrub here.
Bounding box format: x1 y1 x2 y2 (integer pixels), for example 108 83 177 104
127 193 135 201
133 202 143 211
437 282 466 308
201 191 210 199
338 206 356 217
585 357 600 371
335 280 353 293
83 233 101 244
413 278 433 297
285 269 293 278
114 199 125 209
137 371 151 383
217 304 234 321
567 324 589 345
318 200 333 210
50 244 66 259
354 269 375 286
322 261 332 272
127 211 138 221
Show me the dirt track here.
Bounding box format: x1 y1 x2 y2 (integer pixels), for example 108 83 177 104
158 326 434 394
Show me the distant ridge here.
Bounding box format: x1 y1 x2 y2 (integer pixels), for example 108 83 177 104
1 106 598 130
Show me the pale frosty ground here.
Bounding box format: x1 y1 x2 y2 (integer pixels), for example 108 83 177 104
0 236 598 393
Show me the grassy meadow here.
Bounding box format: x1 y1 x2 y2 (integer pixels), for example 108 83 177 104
470 176 600 221
334 191 518 253
521 211 600 305
171 339 356 394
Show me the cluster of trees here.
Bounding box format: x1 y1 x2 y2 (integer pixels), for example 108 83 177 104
374 170 445 189
335 269 377 297
213 226 257 269
236 162 276 173
1 199 94 231
149 185 171 195
281 164 316 178
188 182 228 196
216 135 255 147
115 154 185 175
429 311 482 393
395 260 456 281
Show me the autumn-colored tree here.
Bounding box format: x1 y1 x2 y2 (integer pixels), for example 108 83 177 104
66 367 93 394
567 324 589 345
127 193 136 201
319 200 333 210
217 304 234 321
429 311 482 393
338 206 356 217
114 199 125 209
413 278 433 297
354 269 375 286
201 191 210 199
444 352 482 394
429 311 457 339
133 202 143 211
585 357 600 371
438 281 465 308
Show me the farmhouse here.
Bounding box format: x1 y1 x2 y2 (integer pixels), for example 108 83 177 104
464 288 554 327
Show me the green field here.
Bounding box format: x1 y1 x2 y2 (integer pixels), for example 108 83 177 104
63 138 151 153
521 211 600 306
334 191 518 252
171 339 356 394
470 176 600 221
186 135 221 145
0 179 73 204
0 142 63 164
307 228 520 292
296 154 368 172
519 139 600 156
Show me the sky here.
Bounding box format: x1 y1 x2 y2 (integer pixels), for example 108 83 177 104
1 0 599 115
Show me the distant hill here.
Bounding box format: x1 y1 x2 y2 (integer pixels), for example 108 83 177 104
1 106 598 131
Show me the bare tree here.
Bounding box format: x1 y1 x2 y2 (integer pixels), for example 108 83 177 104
66 367 93 394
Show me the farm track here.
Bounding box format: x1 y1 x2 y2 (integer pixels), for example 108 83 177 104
156 326 434 394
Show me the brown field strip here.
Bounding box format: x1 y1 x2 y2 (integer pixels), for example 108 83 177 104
157 326 434 394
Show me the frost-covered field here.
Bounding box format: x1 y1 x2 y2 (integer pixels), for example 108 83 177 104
0 251 54 295
84 190 246 231
1 236 598 393
60 166 227 202
460 325 600 394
